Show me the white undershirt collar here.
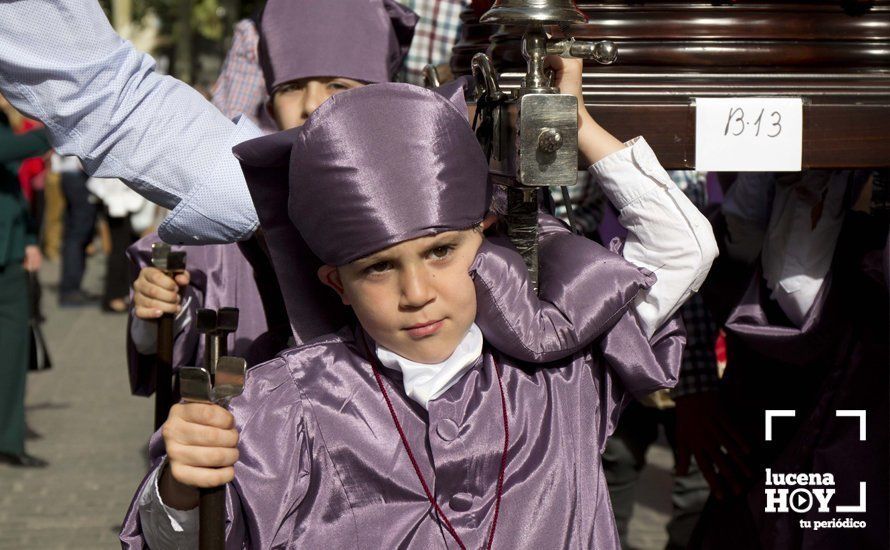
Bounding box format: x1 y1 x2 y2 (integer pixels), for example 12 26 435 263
375 323 484 410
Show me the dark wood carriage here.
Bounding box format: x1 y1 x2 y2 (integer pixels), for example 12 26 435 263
450 1 890 169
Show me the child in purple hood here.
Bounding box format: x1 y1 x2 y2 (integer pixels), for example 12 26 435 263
125 0 419 391
121 55 717 549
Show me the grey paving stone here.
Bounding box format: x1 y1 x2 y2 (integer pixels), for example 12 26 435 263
627 440 674 550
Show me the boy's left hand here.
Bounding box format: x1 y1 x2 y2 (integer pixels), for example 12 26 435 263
480 212 500 234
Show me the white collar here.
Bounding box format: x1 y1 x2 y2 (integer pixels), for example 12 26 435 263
375 323 483 410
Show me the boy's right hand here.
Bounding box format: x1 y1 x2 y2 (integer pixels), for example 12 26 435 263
159 403 239 509
132 266 190 319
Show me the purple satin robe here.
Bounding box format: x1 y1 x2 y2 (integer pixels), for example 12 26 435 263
125 233 271 396
119 216 686 549
120 318 683 549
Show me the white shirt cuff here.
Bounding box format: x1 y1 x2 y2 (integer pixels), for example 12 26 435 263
761 172 847 327
157 114 262 245
588 136 671 210
138 459 199 549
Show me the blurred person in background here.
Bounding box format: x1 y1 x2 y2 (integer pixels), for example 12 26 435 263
87 176 155 312
686 170 888 550
210 15 277 134
398 0 466 84
0 93 50 467
53 151 98 307
5 104 48 232
207 0 467 135
41 162 65 261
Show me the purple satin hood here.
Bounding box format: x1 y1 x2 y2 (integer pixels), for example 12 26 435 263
290 84 489 265
234 82 490 343
258 0 418 94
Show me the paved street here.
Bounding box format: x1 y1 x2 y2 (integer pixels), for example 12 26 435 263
628 444 674 550
0 254 675 549
0 257 152 549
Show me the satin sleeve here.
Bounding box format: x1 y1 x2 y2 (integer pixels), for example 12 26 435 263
600 310 685 399
724 267 837 367
227 358 312 548
119 357 311 549
471 213 654 363
591 312 685 449
125 234 202 396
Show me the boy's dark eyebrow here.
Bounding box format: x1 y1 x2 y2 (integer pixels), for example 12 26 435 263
355 251 392 267
425 233 464 250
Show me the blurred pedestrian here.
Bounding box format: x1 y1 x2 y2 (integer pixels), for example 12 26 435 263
687 171 888 550
210 17 277 134
86 176 154 312
41 168 65 261
53 152 98 306
0 93 50 467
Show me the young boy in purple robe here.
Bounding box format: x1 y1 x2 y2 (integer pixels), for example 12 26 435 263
120 52 718 547
125 0 419 395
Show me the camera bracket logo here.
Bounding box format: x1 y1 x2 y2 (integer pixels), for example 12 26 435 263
763 410 868 530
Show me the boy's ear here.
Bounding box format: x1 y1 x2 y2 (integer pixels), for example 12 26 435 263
317 264 350 305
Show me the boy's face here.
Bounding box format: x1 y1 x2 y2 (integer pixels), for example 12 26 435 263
270 77 364 130
319 228 484 364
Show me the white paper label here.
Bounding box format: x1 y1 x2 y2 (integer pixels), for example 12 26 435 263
695 97 803 171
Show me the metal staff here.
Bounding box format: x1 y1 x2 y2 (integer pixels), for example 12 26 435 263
197 307 240 376
180 307 244 550
179 357 246 550
150 242 186 430
472 0 618 291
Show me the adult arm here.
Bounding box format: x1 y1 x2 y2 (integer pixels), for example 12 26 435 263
587 137 719 340
0 0 261 244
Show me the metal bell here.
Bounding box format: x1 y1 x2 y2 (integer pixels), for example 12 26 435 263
480 0 587 25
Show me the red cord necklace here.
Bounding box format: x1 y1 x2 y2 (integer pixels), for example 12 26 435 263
360 333 509 550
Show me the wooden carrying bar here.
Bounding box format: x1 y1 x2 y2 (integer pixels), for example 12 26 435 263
451 1 890 169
